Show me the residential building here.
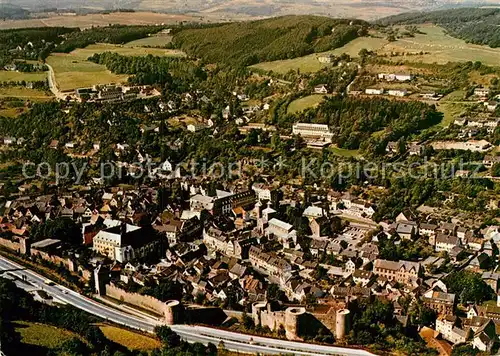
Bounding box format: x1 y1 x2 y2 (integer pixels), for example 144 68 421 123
474 88 490 97
249 246 292 277
318 54 334 63
373 259 421 286
422 289 456 315
365 88 384 95
314 84 328 94
435 234 460 253
483 155 500 167
378 73 412 82
388 89 408 97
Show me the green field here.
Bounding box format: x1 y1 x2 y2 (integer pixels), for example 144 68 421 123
126 34 173 47
287 94 326 114
381 25 500 66
251 36 388 74
0 87 53 117
330 145 361 158
0 87 52 99
70 43 185 58
436 102 472 128
330 36 388 57
14 320 84 351
250 54 330 74
0 71 47 82
47 43 186 91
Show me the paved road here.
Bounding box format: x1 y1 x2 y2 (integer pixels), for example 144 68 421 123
46 63 69 101
0 255 376 356
0 256 157 333
172 325 376 356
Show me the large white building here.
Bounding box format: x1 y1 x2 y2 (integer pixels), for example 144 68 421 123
93 223 159 262
266 218 297 248
292 123 333 143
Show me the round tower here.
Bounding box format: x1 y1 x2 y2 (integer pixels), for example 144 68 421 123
251 301 267 326
335 309 351 340
285 307 306 340
164 300 183 325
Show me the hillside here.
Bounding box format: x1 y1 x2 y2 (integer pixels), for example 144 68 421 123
171 15 368 66
0 4 30 19
378 8 500 48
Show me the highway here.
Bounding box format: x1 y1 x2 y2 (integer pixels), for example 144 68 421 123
0 255 376 356
0 256 158 333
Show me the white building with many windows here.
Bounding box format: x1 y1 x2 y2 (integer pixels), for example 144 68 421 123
292 123 333 143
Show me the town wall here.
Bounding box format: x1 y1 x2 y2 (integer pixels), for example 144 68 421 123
0 237 22 252
31 248 76 272
106 283 167 316
105 283 183 324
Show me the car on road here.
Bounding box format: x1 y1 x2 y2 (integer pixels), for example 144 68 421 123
44 279 55 286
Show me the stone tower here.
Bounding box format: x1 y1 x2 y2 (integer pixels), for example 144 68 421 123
335 309 351 340
285 307 306 340
164 300 183 325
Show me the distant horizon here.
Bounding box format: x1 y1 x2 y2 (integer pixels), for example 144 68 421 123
3 0 500 22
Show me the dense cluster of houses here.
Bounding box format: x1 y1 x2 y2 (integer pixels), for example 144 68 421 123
1 168 500 351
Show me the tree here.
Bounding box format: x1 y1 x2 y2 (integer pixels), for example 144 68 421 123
492 162 500 177
0 317 21 355
358 48 369 58
155 325 181 348
242 312 255 330
266 283 286 301
451 344 482 356
408 300 436 327
444 270 494 304
271 132 281 150
58 337 89 355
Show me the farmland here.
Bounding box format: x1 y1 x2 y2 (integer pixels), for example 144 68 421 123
0 71 47 83
46 43 185 91
252 25 500 74
0 87 52 100
0 87 53 117
0 12 195 30
329 36 388 57
380 25 500 66
97 324 160 351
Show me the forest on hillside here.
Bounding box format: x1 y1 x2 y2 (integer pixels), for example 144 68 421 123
378 8 500 47
171 15 368 66
0 4 30 20
54 25 166 53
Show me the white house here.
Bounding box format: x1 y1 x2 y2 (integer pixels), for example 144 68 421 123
365 88 384 95
314 84 328 94
161 159 173 172
474 88 490 97
187 123 208 132
388 89 408 97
